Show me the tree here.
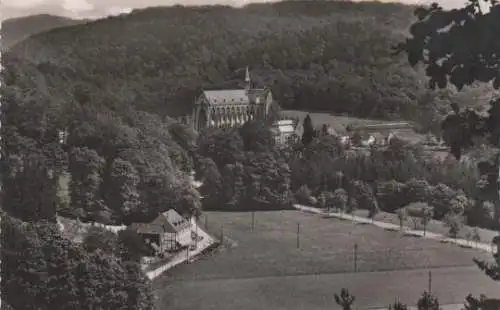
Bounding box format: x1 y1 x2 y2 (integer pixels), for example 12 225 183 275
295 184 312 206
464 294 489 310
417 291 440 310
239 120 275 152
105 158 141 223
197 157 223 209
352 180 379 220
396 208 408 231
301 114 315 146
334 288 355 310
389 300 409 310
2 150 59 222
68 146 106 220
394 0 500 155
395 0 500 225
324 191 335 214
197 128 245 169
443 212 465 239
465 229 473 247
332 188 349 213
472 227 482 248
376 180 408 213
117 229 155 262
83 226 119 255
404 202 434 234
351 131 363 147
427 183 460 220
405 179 432 205
318 190 327 209
1 213 154 310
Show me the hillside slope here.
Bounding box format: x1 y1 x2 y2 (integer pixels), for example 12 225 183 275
4 1 495 125
1 14 87 51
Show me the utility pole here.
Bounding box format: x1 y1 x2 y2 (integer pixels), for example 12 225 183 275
195 217 199 248
353 243 358 272
428 271 432 293
296 223 300 249
220 224 224 245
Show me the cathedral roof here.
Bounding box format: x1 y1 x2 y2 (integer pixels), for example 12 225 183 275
202 88 268 105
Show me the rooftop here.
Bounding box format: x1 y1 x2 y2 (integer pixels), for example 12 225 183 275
202 88 267 105
131 209 191 234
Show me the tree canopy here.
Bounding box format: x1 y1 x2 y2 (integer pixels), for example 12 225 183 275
394 0 500 158
4 1 495 130
396 0 500 303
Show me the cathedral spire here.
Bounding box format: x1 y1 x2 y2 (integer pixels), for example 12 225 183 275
244 66 251 93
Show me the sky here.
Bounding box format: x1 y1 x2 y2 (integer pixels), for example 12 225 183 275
0 0 472 21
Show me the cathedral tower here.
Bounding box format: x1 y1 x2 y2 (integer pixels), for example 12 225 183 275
244 66 251 93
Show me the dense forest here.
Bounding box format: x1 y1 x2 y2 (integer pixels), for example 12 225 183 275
3 1 500 308
1 14 87 51
5 1 497 129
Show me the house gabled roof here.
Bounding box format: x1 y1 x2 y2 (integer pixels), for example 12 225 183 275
131 209 190 234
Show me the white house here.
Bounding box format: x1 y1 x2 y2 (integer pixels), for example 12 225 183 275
272 119 296 146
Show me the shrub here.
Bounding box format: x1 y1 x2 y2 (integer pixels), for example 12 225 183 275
295 184 312 205
117 229 155 262
83 226 119 255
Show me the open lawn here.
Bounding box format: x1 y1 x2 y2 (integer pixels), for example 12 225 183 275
154 210 498 310
282 110 386 134
282 109 426 143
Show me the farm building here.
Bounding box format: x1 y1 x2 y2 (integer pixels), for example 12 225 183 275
130 209 193 253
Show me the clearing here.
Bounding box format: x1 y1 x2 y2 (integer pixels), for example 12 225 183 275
281 109 426 143
154 210 498 310
282 110 387 134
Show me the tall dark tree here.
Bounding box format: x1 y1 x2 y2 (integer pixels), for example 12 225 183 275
104 158 141 223
301 114 315 146
417 291 440 310
334 288 356 310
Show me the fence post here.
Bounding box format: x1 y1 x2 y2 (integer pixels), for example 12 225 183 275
354 243 358 272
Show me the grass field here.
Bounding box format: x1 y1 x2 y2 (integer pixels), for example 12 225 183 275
282 110 386 134
282 109 426 143
154 210 498 310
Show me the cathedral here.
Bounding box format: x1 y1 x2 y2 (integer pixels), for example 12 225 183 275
192 67 273 132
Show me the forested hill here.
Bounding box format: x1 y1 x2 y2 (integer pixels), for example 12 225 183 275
5 1 496 125
1 14 87 51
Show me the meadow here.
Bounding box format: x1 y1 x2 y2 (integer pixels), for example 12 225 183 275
282 109 426 143
282 110 386 134
154 210 498 310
